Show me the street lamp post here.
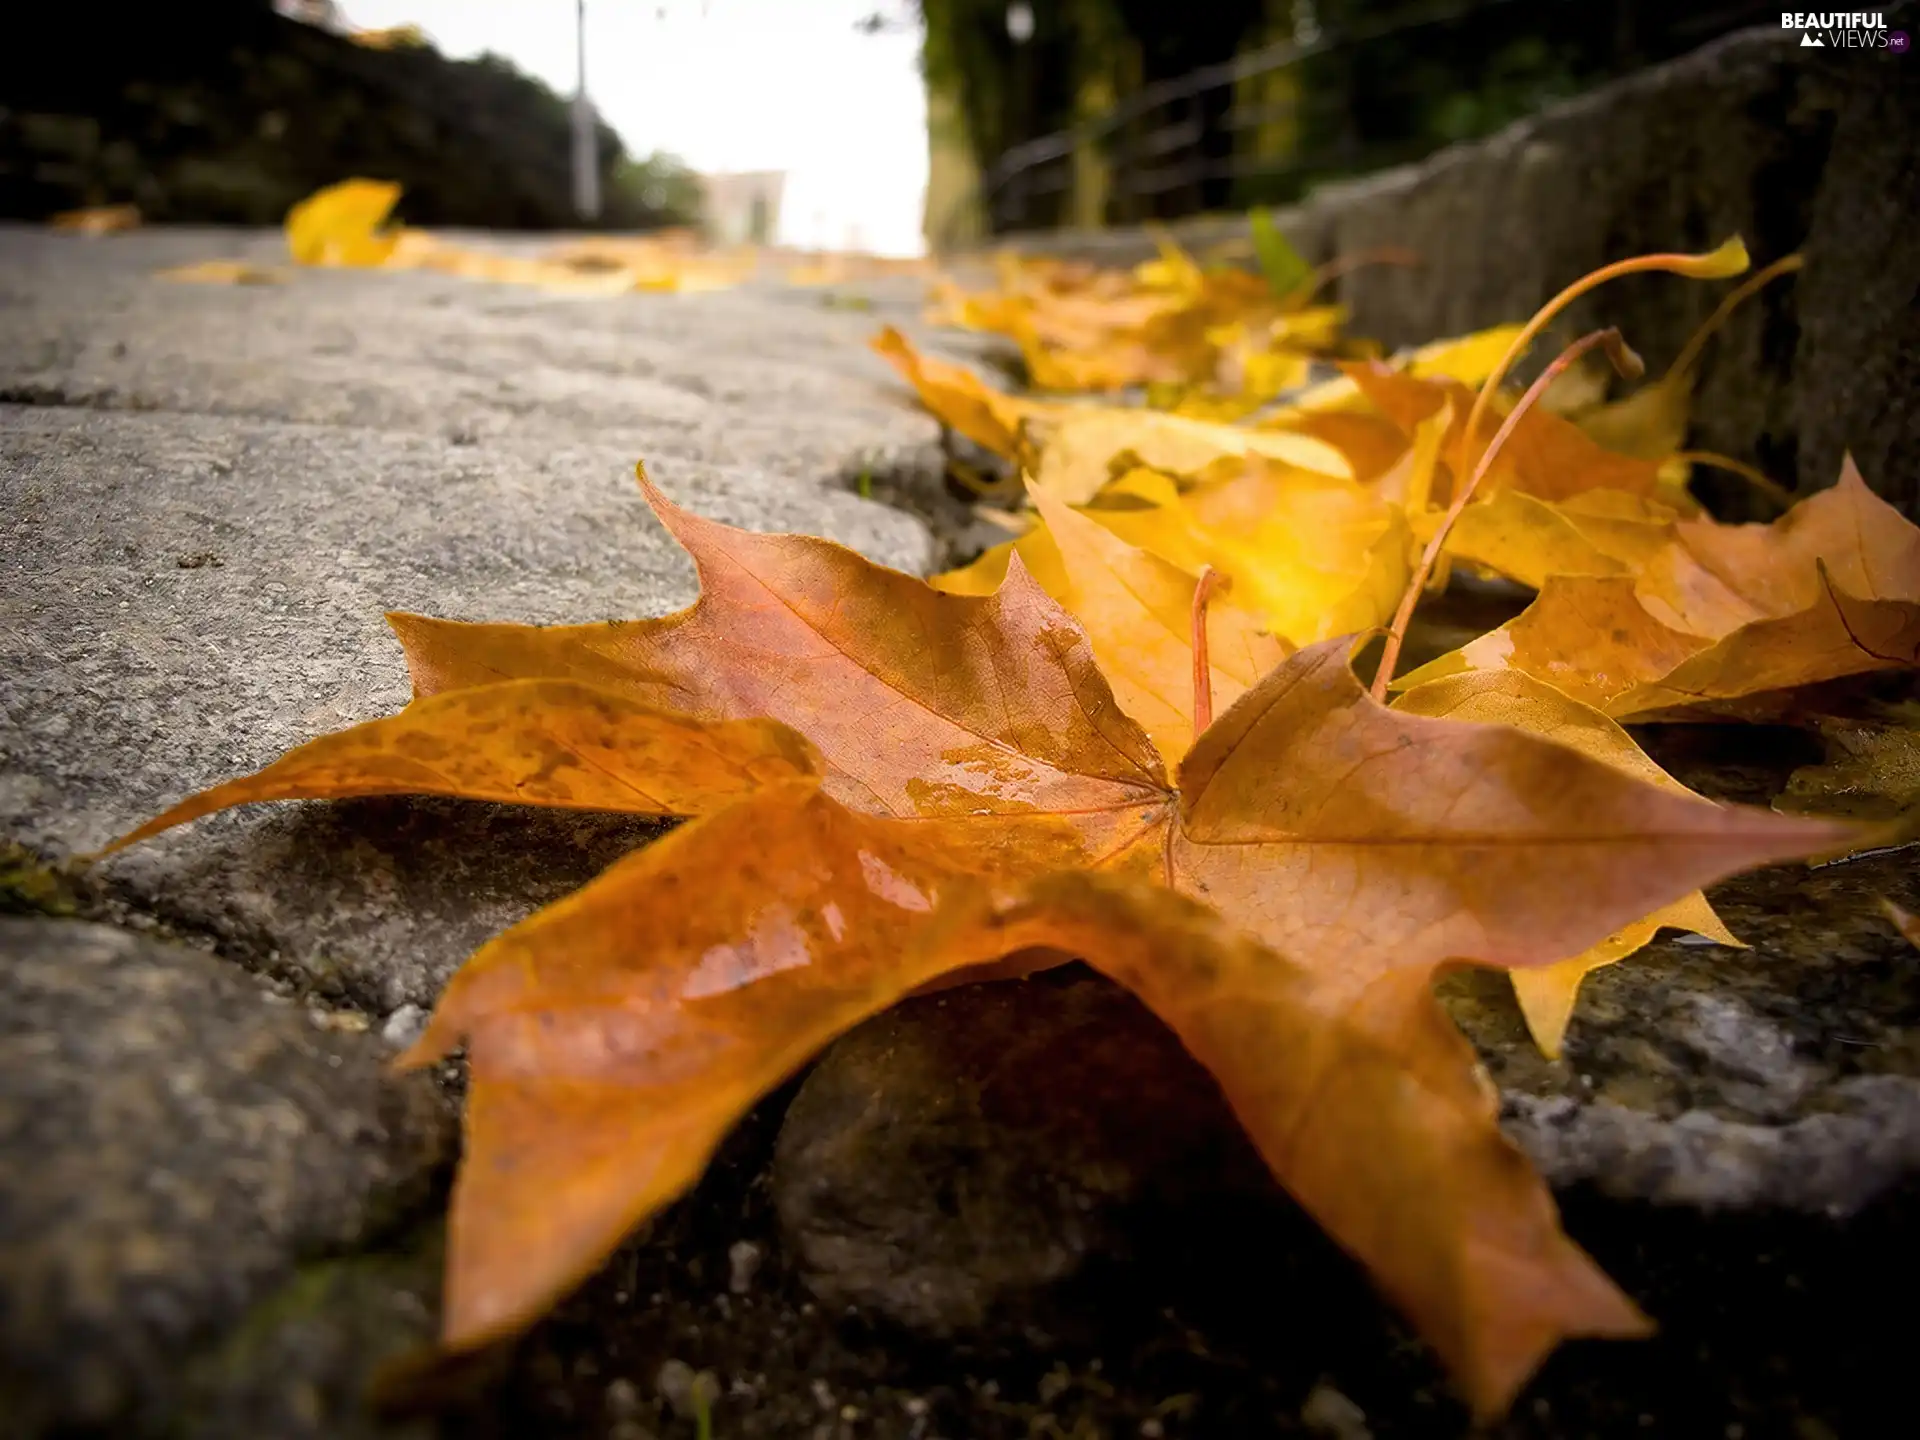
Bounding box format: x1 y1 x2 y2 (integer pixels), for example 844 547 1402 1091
572 0 601 222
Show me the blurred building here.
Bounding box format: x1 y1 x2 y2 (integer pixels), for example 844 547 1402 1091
700 170 785 246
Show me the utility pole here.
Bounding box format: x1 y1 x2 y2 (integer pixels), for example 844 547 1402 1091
572 0 601 221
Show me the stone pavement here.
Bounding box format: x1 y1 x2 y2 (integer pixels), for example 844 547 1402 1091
2 225 952 1009
3 223 1919 1439
0 224 965 1436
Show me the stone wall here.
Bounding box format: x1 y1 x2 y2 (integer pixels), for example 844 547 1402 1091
1008 29 1919 515
0 0 677 230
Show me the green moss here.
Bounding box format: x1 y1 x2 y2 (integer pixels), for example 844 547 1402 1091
178 1226 447 1440
0 843 82 917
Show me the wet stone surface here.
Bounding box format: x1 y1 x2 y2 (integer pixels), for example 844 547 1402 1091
772 971 1275 1335
0 917 452 1438
470 972 1920 1440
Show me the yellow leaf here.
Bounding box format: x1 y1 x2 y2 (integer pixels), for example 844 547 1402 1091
1420 489 1677 590
285 178 403 268
871 326 1048 460
927 525 1066 598
1265 324 1528 419
1029 407 1350 505
1510 892 1738 1059
1082 469 1216 575
1184 463 1411 645
155 259 287 286
1074 458 1408 646
1029 483 1287 764
1391 668 1742 1056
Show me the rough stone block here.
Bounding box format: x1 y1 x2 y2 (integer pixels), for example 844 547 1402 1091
0 917 452 1437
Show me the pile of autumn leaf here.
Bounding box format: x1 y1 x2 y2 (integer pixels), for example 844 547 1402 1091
102 227 1920 1419
96 177 923 293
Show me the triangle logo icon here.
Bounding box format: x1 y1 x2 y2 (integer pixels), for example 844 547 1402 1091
1800 32 1824 46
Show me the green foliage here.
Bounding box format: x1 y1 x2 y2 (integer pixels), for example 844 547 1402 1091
1422 37 1578 145
1249 207 1310 297
610 151 705 230
919 0 1137 179
921 0 1768 232
0 843 79 917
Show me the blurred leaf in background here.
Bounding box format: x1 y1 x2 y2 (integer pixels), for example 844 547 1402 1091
1249 207 1310 299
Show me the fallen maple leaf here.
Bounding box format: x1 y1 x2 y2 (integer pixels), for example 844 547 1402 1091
1341 360 1670 507
1025 483 1288 764
1636 456 1919 636
109 467 1852 1414
1391 669 1738 1057
105 681 823 851
403 828 1648 1416
870 325 1052 461
1400 458 1920 719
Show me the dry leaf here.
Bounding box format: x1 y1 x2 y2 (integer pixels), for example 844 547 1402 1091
48 203 141 235
1027 483 1288 764
114 470 1852 1414
286 178 404 268
104 681 822 853
155 259 288 286
870 325 1050 460
935 458 1406 649
1422 489 1679 590
1341 361 1669 507
1636 457 1919 636
1027 406 1350 503
1400 459 1920 719
1148 462 1408 646
1392 669 1739 1056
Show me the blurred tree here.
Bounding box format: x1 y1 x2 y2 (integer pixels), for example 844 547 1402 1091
610 152 705 231
0 0 698 230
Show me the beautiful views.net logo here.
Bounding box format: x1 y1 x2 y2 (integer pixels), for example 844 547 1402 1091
1780 11 1906 47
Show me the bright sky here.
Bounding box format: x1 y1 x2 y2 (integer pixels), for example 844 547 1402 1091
339 0 929 255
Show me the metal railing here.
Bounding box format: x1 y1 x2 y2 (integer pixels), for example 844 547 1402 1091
983 0 1784 234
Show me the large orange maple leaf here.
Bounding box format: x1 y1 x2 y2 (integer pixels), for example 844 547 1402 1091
108 471 1852 1417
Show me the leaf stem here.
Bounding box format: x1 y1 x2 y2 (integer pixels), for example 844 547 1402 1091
1454 239 1749 485
1191 566 1230 735
1673 450 1795 512
1371 328 1644 701
1665 254 1802 386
